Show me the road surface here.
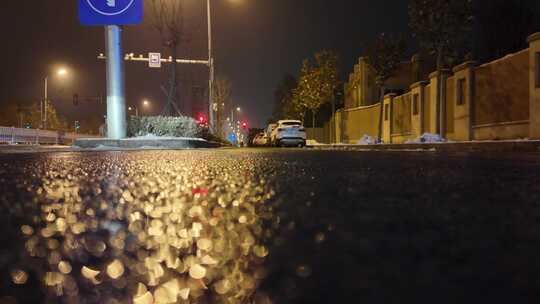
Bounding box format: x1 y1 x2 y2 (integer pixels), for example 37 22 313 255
0 148 540 303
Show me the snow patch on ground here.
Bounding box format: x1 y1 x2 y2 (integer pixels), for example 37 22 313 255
306 139 325 146
406 133 446 144
357 135 377 145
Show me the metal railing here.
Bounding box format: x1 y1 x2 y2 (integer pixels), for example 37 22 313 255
0 126 100 145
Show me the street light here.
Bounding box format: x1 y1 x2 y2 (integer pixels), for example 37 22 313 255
231 106 241 126
207 0 242 131
128 106 138 117
43 67 68 129
129 100 151 117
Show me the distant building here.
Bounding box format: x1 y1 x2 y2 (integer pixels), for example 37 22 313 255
344 54 433 109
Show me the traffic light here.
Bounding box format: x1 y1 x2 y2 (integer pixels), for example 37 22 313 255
197 114 207 125
242 121 248 130
75 121 81 130
73 94 79 106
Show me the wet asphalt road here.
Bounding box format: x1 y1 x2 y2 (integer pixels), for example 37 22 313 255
1 148 540 304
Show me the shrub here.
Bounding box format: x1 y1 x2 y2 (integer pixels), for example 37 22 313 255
200 127 232 146
127 116 203 138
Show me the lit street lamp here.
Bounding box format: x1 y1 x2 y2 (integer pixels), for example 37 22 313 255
128 100 151 117
43 68 68 129
128 106 138 117
230 106 241 126
207 0 242 131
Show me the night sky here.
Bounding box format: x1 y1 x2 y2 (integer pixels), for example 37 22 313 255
0 0 413 128
1 0 537 128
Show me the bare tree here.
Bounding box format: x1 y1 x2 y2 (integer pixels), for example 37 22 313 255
150 0 187 116
213 77 231 137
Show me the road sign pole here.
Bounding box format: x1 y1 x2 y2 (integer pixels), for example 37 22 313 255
105 25 127 139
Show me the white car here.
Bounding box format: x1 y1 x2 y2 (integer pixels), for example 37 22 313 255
266 123 277 137
271 120 306 147
252 133 269 146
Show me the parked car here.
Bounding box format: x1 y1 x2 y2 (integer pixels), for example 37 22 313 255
270 120 306 147
265 123 277 137
252 132 269 146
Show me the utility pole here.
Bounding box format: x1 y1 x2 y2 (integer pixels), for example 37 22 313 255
207 0 215 132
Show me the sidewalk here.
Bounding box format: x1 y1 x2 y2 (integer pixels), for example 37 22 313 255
308 140 540 152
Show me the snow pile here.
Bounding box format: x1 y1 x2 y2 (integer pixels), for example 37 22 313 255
406 133 446 144
128 116 202 138
306 139 325 146
125 134 205 141
357 135 377 145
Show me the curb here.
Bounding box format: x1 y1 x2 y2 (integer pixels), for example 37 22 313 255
307 141 540 153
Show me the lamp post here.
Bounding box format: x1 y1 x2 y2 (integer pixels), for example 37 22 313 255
230 106 241 126
129 100 150 117
128 106 139 117
207 0 241 132
42 68 67 130
207 0 215 132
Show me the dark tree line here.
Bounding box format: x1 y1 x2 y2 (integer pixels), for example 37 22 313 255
474 0 540 62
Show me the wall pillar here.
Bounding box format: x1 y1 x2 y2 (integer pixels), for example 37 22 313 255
428 72 439 134
410 81 428 138
382 93 396 143
452 61 477 141
428 70 451 137
335 109 342 144
529 32 540 139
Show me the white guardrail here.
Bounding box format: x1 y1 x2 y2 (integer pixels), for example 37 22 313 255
0 126 100 145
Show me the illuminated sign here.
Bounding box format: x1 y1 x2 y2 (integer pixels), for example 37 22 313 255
79 0 143 26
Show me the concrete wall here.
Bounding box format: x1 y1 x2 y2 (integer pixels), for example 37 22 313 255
306 128 327 143
474 121 530 140
392 93 412 136
342 103 381 144
475 49 530 125
330 32 540 144
529 33 540 139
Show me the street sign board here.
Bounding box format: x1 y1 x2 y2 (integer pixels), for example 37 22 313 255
79 0 143 26
149 53 161 68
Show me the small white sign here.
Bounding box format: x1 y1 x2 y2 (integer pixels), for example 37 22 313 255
149 52 161 68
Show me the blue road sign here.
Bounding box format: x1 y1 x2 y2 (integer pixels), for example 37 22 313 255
228 133 237 144
79 0 143 26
